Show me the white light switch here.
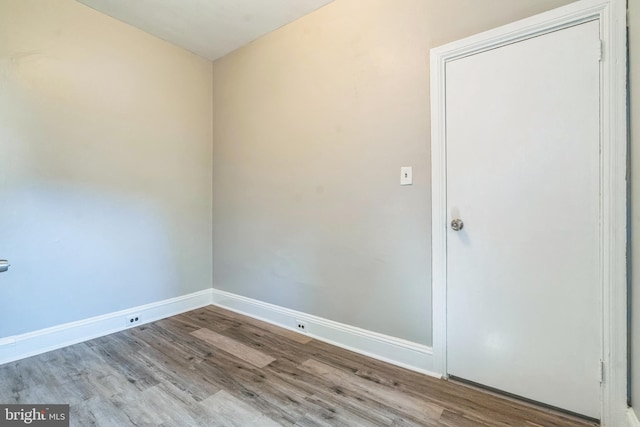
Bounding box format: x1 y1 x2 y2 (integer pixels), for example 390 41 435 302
400 166 413 185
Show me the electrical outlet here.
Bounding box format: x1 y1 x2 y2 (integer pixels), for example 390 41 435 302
127 314 141 327
295 320 307 333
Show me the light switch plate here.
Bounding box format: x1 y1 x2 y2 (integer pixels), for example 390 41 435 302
400 166 413 185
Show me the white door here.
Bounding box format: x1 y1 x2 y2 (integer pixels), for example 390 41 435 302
445 20 601 418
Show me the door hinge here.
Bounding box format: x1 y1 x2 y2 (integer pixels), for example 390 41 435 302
597 39 603 62
600 360 605 384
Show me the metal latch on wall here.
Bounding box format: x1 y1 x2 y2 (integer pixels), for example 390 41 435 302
0 260 11 273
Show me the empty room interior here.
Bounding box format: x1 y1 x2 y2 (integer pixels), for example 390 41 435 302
0 0 639 425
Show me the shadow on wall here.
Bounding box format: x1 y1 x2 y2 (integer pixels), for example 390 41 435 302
0 0 212 337
0 101 209 338
0 184 180 337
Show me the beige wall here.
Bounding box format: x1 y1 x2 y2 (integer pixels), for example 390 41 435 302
0 0 213 336
5 0 636 405
211 0 575 345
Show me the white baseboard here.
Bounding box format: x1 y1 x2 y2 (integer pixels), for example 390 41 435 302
0 287 438 379
210 288 439 378
0 289 213 365
628 408 640 427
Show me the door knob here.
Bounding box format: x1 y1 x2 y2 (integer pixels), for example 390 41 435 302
451 219 464 231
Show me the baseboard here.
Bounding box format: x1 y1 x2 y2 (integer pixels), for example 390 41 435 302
0 289 213 365
628 408 640 427
210 288 439 378
0 287 438 378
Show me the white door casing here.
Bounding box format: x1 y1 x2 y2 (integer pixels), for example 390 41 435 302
430 0 627 425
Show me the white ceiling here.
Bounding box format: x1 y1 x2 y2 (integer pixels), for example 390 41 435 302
77 0 334 61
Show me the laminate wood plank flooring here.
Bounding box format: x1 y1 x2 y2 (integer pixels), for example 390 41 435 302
299 359 443 420
0 305 598 427
191 328 277 368
200 306 313 345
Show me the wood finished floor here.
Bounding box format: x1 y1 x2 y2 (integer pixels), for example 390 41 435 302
0 306 597 427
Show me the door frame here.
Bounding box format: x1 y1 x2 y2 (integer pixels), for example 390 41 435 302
429 0 627 424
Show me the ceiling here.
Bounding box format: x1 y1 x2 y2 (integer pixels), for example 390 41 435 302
76 0 334 61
